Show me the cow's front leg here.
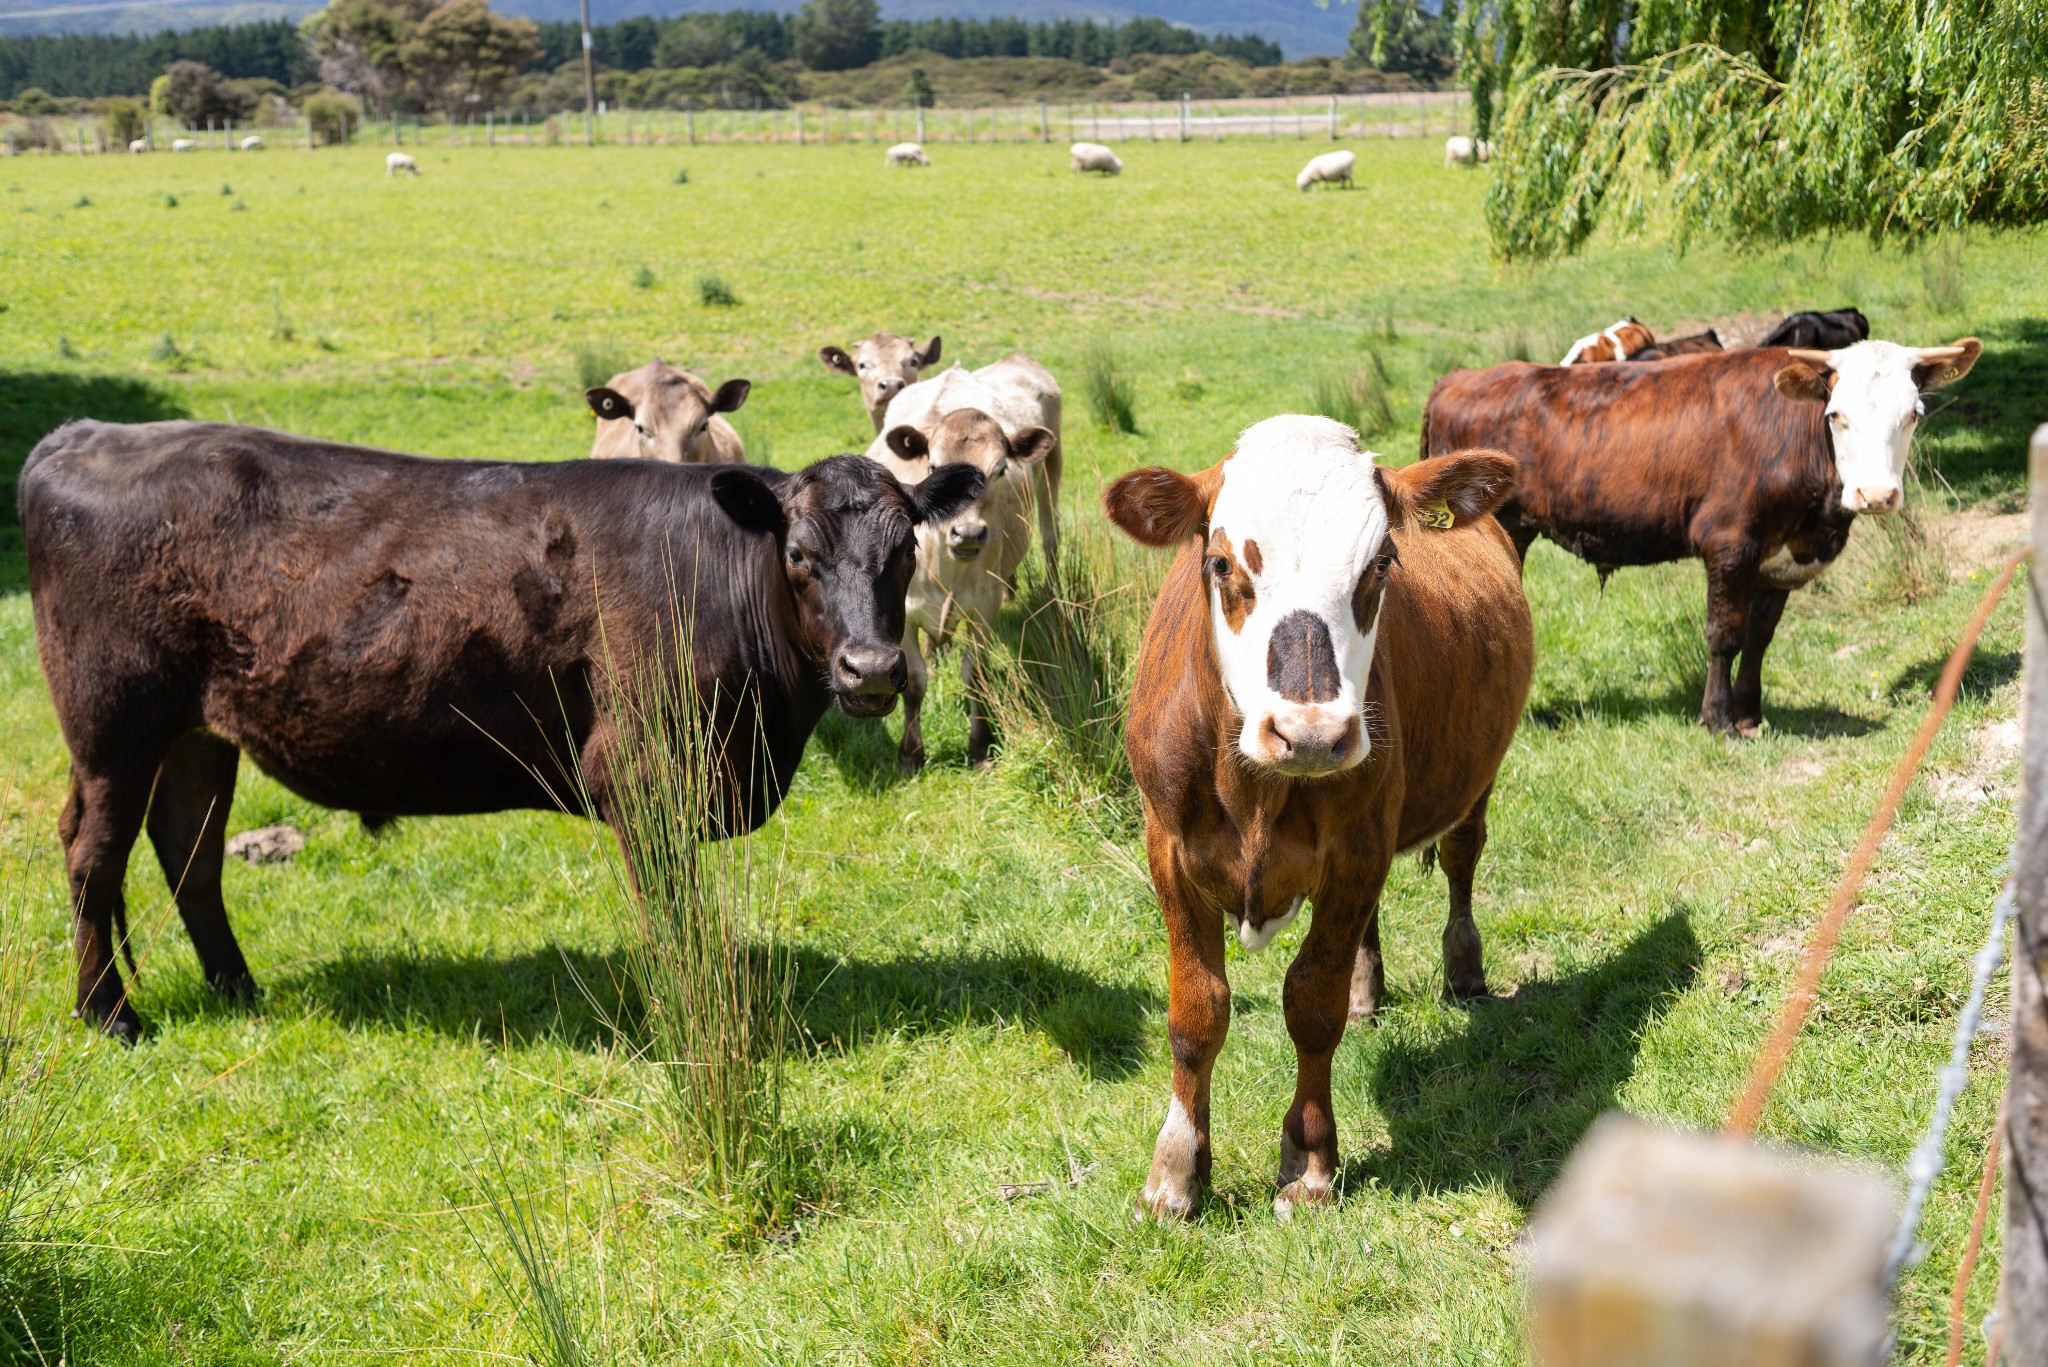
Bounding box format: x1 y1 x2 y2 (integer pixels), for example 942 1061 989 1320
962 643 993 769
1348 906 1384 1021
1277 884 1378 1217
1142 848 1229 1221
1698 550 1756 736
1733 587 1790 737
897 627 930 772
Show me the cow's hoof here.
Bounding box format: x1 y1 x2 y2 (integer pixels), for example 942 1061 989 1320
1274 1177 1334 1221
1138 1184 1200 1222
1445 977 1491 1004
897 748 925 774
75 1000 142 1043
211 971 260 1005
1736 718 1766 739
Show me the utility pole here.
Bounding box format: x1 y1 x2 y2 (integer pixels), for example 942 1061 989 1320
579 0 597 146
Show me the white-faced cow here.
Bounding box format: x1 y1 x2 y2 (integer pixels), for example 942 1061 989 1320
818 332 942 433
587 360 750 465
1423 337 1981 735
1107 416 1532 1220
865 357 1062 768
22 420 982 1038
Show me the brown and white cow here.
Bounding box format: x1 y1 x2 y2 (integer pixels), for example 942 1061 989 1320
1561 317 1655 365
866 357 1061 768
1423 337 1981 735
1106 416 1532 1220
819 332 942 433
586 360 749 464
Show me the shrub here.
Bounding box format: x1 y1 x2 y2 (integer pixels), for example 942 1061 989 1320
303 90 360 146
697 273 739 307
103 98 145 146
1080 339 1137 433
1863 507 1950 605
673 166 690 184
632 264 655 289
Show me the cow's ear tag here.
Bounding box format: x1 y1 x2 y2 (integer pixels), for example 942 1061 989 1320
1416 498 1455 530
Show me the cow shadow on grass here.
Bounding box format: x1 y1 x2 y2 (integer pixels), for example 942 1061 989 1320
0 370 188 591
1526 686 1882 739
1923 316 2048 504
277 940 1154 1079
1887 647 2020 704
810 708 914 793
1355 909 1700 1208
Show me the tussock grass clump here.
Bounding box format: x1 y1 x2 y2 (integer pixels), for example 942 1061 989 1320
672 167 690 185
1308 350 1394 439
1080 339 1138 434
979 520 1159 833
697 274 739 308
575 619 794 1231
631 264 655 290
1864 508 1951 605
574 343 633 391
148 333 183 364
1922 236 1967 317
468 1154 621 1367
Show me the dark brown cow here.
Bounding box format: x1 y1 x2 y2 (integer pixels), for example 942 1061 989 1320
21 420 981 1038
1106 415 1532 1220
1423 338 1980 735
1760 309 1870 350
1626 329 1723 361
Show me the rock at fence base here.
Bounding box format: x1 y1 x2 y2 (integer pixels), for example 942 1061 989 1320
226 825 306 866
1527 1113 1893 1367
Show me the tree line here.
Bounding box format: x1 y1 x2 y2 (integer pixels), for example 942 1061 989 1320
0 3 1283 103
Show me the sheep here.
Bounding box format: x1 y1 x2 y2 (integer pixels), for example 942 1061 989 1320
386 152 420 177
1296 149 1356 191
1070 142 1122 175
239 134 265 151
885 142 930 167
1444 136 1477 168
170 138 199 153
128 138 149 154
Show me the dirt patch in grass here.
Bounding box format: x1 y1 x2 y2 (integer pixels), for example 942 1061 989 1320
1939 508 2028 577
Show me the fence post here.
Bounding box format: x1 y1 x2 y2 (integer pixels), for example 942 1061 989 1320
2010 422 2048 1363
796 107 804 145
1040 102 1049 142
1328 94 1337 140
1180 93 1190 143
686 109 695 145
916 104 925 143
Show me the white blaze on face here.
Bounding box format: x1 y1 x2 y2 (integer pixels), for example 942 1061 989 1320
1813 341 1932 515
1207 415 1391 776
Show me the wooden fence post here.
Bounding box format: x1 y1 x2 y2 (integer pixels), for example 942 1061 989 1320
2009 421 2048 1361
1328 94 1337 140
1529 1115 1893 1365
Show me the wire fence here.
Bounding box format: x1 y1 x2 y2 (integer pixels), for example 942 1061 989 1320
2 90 1472 155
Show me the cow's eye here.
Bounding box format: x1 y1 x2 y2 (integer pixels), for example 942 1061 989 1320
1830 411 1848 428
786 546 808 569
1206 555 1231 580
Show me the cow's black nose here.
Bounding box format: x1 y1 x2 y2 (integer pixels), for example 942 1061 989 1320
836 645 906 696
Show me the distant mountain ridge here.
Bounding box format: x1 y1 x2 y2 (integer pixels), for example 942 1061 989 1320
0 0 1356 59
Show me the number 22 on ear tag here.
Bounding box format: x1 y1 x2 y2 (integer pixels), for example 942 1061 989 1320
1416 498 1455 530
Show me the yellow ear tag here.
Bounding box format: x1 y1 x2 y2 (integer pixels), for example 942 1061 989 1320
1416 498 1455 530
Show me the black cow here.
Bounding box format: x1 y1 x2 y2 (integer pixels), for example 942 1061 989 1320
1759 309 1870 350
21 421 981 1037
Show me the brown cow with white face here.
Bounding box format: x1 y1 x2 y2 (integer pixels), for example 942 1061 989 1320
586 360 749 464
1107 416 1532 1221
819 333 941 432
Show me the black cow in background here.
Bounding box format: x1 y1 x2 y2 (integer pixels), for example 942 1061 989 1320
21 421 982 1038
1760 309 1871 349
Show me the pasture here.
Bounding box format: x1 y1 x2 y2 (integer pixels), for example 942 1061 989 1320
0 137 2042 1363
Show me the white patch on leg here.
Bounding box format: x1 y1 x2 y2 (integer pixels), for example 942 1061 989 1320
1237 895 1304 952
1141 1094 1202 1217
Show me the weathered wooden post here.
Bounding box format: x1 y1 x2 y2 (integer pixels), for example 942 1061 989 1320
1528 1115 1894 1366
1180 92 1190 143
2010 421 2048 1361
1327 94 1337 140
916 103 925 143
1039 102 1049 142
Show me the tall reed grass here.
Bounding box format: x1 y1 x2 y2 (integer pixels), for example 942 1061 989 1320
1080 339 1139 434
1308 350 1394 438
978 518 1159 835
572 610 794 1232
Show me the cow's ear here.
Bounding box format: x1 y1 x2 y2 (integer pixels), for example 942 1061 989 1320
1914 337 1981 390
910 463 983 524
1005 425 1056 467
819 346 856 375
711 378 751 413
1378 450 1518 528
709 468 786 536
916 335 941 367
884 425 929 463
1104 463 1222 547
1773 364 1831 403
586 386 633 422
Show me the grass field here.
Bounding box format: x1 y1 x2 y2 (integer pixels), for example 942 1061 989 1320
0 137 2043 1363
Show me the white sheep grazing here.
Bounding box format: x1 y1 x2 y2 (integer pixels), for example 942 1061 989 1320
1296 149 1356 191
1444 135 1477 168
884 142 930 167
239 134 265 151
128 138 149 154
1070 141 1122 175
170 138 199 153
386 152 420 177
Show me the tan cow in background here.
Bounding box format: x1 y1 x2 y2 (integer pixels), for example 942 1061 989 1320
586 360 750 464
819 332 942 433
865 357 1061 769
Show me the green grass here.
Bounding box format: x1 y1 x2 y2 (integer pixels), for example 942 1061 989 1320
0 139 2042 1362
